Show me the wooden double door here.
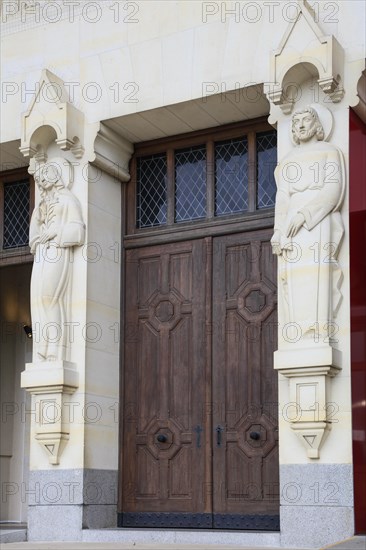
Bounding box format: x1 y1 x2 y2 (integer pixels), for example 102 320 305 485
119 229 279 530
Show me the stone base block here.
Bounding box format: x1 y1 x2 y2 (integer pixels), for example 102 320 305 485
280 464 354 548
28 505 83 542
27 468 118 541
280 463 354 507
280 505 354 548
83 504 117 529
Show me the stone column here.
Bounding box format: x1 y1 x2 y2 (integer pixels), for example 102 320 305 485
19 70 133 541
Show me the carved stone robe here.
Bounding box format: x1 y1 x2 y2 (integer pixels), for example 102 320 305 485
29 186 85 361
274 141 344 346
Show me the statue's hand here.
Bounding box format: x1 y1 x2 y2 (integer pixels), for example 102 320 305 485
30 239 39 254
286 213 305 238
39 229 58 244
271 230 282 256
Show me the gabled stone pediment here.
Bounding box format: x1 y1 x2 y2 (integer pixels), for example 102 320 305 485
267 0 344 113
275 0 323 56
20 69 84 160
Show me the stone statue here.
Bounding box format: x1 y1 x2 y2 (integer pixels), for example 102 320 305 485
271 106 345 346
29 158 85 361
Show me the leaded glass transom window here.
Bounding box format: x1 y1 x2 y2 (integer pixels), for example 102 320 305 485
137 154 167 228
257 131 277 209
215 137 248 216
3 180 30 249
175 146 206 223
133 122 277 231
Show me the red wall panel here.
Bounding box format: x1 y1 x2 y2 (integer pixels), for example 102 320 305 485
350 109 366 534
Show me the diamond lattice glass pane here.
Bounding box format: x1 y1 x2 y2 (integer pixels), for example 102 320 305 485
137 154 167 228
175 146 206 222
3 180 30 249
257 131 277 209
215 137 248 216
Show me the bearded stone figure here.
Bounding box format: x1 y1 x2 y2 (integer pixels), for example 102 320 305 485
29 158 85 362
271 106 345 347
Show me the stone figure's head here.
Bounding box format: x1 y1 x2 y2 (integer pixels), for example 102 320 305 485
34 158 72 193
292 107 325 144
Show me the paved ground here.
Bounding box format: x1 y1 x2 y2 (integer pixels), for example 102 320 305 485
323 537 366 549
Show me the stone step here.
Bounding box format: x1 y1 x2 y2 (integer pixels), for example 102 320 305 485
0 529 27 544
81 528 281 548
2 533 364 550
0 543 304 550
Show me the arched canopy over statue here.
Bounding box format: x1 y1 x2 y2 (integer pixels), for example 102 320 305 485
271 105 345 347
30 157 85 362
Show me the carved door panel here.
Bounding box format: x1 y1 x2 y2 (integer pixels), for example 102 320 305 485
121 239 211 527
212 230 279 529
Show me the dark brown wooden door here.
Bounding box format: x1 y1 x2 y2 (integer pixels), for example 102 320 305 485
121 239 212 527
212 230 279 529
120 231 278 530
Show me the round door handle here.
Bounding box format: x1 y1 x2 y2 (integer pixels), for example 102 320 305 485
157 434 168 443
249 431 260 440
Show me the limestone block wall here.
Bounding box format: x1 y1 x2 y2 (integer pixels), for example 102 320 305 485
0 1 365 143
83 164 121 472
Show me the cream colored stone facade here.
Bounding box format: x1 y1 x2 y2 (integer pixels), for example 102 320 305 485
1 0 365 547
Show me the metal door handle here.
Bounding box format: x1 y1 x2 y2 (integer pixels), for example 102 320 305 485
194 425 203 448
216 425 224 447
